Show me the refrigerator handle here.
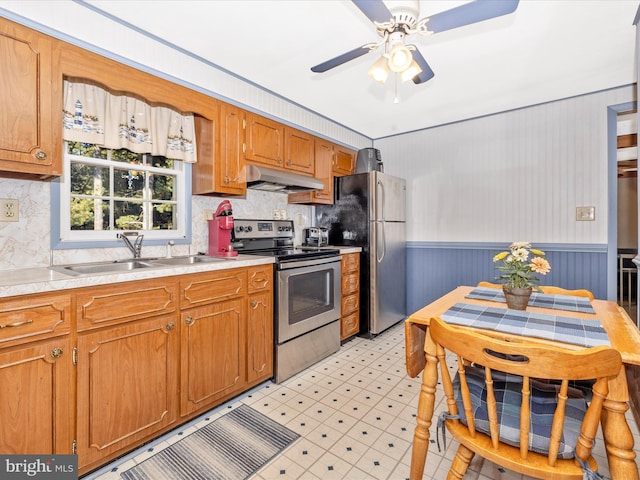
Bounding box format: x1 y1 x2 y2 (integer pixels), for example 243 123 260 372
377 178 385 221
377 221 386 263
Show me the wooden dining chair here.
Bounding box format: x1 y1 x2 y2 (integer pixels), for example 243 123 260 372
476 281 595 301
429 316 621 480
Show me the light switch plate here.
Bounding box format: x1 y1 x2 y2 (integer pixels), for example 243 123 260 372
576 206 595 221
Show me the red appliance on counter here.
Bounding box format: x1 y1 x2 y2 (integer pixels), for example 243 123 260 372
207 200 238 257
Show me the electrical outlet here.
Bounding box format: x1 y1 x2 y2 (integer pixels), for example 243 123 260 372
203 210 215 222
0 199 18 222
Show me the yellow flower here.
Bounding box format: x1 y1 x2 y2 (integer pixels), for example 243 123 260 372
493 251 508 262
530 248 546 256
530 257 551 275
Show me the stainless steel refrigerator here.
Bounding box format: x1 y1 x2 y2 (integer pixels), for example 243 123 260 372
315 171 406 336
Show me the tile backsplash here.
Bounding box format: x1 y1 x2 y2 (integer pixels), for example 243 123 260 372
0 178 312 270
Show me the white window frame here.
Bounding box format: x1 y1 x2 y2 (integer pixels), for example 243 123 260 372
57 141 188 245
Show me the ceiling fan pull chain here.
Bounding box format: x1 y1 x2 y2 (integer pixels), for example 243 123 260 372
394 74 399 104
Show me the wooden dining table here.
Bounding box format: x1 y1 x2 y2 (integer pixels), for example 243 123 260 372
405 285 640 480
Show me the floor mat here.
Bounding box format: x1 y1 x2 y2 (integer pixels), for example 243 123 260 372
120 404 299 480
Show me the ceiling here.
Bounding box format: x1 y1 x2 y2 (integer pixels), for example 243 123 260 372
57 1 640 139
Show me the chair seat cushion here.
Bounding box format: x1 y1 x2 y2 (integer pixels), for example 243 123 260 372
453 365 588 459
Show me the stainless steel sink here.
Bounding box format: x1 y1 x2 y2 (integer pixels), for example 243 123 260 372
50 260 157 276
50 255 229 277
149 255 228 266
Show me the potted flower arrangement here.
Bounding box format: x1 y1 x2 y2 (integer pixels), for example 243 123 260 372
493 241 551 310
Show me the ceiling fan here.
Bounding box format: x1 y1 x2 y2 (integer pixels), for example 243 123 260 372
311 0 519 85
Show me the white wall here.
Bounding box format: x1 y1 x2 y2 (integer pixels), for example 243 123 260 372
377 86 635 244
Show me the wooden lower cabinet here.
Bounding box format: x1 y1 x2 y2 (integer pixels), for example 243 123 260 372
340 253 361 340
0 264 275 475
76 314 179 471
247 265 274 383
0 291 73 456
0 337 74 455
180 298 245 416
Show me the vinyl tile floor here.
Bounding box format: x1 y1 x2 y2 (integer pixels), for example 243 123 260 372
84 321 640 480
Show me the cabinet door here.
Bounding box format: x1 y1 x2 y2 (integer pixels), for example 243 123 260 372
181 298 245 415
245 113 284 167
333 145 356 176
0 19 61 177
288 137 334 205
341 311 360 340
217 103 246 194
341 252 360 274
76 315 179 469
247 290 273 384
284 127 314 175
0 337 73 455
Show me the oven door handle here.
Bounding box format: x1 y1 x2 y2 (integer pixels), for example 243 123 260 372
278 256 342 270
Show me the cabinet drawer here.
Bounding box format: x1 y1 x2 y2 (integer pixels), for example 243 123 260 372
341 272 359 296
77 279 178 331
0 292 71 347
180 268 247 309
341 311 359 340
341 292 360 316
247 265 273 293
341 253 359 273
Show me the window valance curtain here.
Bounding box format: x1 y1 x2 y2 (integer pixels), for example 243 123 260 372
62 80 197 163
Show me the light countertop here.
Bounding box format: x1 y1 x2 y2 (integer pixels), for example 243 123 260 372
0 255 274 299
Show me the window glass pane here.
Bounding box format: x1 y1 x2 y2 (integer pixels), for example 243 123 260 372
70 163 110 195
150 155 174 169
114 201 143 230
150 174 175 201
111 149 143 164
70 198 110 230
66 141 105 159
114 168 145 198
153 203 175 230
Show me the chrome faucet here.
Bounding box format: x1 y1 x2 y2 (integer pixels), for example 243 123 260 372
118 232 144 258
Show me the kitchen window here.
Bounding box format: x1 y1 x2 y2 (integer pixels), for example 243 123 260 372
52 80 196 248
57 141 187 243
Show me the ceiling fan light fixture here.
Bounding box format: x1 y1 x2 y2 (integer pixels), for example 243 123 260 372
400 59 422 82
388 43 413 72
368 55 390 83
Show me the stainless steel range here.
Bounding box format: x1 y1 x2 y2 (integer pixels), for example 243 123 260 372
233 219 341 383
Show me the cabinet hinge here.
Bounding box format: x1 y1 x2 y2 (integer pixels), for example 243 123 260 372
243 143 246 154
243 119 246 129
72 347 78 366
72 439 77 455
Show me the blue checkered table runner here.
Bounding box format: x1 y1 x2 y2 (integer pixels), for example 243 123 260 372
441 302 610 348
465 286 596 314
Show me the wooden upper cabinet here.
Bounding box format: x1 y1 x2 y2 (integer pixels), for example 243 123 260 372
284 127 314 175
288 137 334 205
333 145 356 176
245 112 284 168
0 19 61 179
217 103 246 193
193 102 246 195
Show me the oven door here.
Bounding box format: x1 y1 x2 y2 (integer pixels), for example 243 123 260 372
277 256 341 344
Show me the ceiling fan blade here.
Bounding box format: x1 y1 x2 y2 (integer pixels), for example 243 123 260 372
411 49 435 84
351 0 392 24
311 45 372 73
425 0 519 34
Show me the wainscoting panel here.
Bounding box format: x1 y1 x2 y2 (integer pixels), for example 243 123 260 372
406 243 607 314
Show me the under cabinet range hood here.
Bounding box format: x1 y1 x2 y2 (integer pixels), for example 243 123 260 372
245 165 324 193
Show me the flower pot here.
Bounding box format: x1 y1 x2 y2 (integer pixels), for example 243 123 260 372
503 286 532 311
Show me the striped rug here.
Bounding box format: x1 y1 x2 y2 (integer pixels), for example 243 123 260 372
120 404 299 480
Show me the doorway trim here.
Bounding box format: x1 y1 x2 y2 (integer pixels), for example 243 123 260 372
607 101 636 301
